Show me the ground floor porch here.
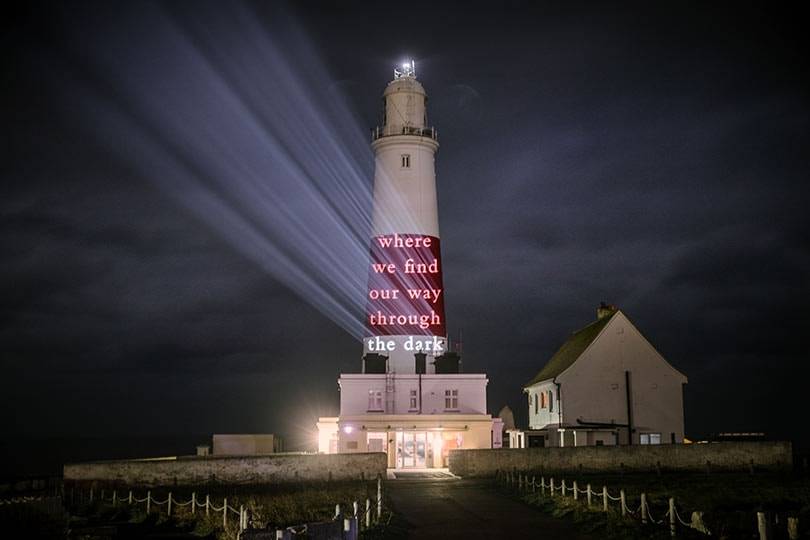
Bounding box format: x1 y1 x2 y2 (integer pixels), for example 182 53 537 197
317 414 502 469
507 425 620 448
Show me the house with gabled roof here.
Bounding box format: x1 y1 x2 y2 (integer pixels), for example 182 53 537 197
513 303 687 448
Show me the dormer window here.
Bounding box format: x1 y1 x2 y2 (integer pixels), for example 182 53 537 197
401 154 411 168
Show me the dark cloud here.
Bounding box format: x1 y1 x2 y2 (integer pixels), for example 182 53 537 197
2 1 809 475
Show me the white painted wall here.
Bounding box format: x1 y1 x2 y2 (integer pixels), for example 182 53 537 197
559 312 686 443
338 374 488 416
526 382 559 430
370 138 439 237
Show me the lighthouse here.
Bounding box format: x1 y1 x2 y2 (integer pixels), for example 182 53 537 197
317 62 502 467
364 60 447 374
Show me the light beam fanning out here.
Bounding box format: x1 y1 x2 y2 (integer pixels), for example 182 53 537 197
55 2 425 339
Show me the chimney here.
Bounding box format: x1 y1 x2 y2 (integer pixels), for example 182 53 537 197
597 302 617 320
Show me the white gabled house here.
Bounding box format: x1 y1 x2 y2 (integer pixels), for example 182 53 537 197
513 304 687 448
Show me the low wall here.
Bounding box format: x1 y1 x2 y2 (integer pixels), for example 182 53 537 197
64 452 386 487
448 442 792 477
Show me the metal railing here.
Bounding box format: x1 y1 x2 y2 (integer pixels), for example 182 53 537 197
371 125 438 142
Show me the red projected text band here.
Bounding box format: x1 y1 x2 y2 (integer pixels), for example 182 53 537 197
366 233 446 336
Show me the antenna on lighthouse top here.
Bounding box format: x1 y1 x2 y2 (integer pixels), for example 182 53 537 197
394 59 415 79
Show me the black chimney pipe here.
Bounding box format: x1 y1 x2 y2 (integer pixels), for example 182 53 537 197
625 370 633 445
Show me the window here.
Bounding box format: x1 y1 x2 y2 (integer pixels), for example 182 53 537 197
367 390 383 411
548 390 554 412
640 433 661 445
444 389 458 410
534 393 538 414
409 389 418 410
401 154 411 168
540 392 546 409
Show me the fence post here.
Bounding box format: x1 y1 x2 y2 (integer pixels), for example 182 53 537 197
335 503 341 519
587 484 592 508
146 490 151 514
192 492 196 515
541 476 545 496
519 473 523 491
240 505 245 531
167 492 172 517
205 494 210 516
223 497 228 528
366 498 371 529
128 490 132 505
532 475 536 493
550 478 554 497
573 481 578 501
641 493 647 524
561 479 566 498
344 516 358 540
620 490 626 517
377 475 382 521
602 486 608 512
788 517 799 540
353 500 359 519
113 490 117 507
757 511 769 540
669 497 676 537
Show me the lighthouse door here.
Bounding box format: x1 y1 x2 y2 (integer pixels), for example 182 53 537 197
396 432 427 468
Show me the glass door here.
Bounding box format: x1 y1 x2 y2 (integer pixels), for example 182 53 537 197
415 433 426 468
396 432 414 468
396 432 427 468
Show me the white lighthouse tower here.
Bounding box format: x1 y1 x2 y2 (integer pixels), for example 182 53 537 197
317 62 502 468
364 60 447 374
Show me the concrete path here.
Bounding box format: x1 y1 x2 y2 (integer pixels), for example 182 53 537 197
387 476 592 539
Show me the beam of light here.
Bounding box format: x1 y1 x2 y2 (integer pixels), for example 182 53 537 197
53 1 427 340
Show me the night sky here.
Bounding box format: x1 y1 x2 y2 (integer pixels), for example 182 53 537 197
3 1 809 475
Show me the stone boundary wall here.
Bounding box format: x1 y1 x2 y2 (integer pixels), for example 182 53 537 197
449 442 792 477
64 452 386 487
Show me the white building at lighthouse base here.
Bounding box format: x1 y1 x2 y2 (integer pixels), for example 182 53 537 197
317 373 502 469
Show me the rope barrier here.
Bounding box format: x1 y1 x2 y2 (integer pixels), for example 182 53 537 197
501 472 715 537
647 504 665 525
625 503 642 518
673 504 692 527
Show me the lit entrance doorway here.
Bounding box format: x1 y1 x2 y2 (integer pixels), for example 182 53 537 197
396 432 427 468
